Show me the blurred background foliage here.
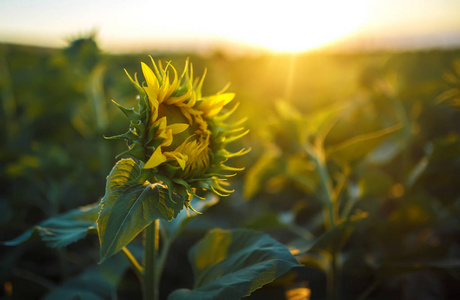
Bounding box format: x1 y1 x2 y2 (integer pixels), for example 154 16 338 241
1 35 460 299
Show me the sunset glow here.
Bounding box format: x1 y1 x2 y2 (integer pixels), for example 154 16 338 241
226 1 369 52
0 0 459 53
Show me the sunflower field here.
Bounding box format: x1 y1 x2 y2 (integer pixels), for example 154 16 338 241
1 36 460 300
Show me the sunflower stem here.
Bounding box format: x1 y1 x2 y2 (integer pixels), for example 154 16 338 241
156 226 173 285
143 219 160 300
309 146 336 229
307 143 340 300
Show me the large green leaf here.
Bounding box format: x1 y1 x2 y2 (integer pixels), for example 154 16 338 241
303 102 347 139
43 253 129 300
97 158 184 262
3 203 99 248
168 229 302 300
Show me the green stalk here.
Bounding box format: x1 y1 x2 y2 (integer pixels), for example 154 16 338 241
385 85 411 179
156 227 173 285
317 155 339 300
307 145 340 300
331 252 339 300
310 148 336 229
143 219 160 300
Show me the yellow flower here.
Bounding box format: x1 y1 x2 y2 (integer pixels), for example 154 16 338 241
110 58 249 202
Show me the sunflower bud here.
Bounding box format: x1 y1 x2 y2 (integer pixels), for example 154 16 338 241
109 58 249 209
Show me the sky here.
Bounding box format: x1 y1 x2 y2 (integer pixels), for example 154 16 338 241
0 0 460 53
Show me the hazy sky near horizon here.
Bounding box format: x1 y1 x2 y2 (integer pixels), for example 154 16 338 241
1 0 459 53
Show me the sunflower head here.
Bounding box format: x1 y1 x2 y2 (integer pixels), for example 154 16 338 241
109 58 249 209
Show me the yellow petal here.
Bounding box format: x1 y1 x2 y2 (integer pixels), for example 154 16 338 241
165 152 188 170
187 92 197 107
165 65 178 99
154 117 167 131
199 93 235 117
144 147 167 169
158 72 169 103
149 100 159 121
141 62 159 98
166 88 192 105
166 123 189 134
145 87 159 108
179 107 194 124
160 129 173 147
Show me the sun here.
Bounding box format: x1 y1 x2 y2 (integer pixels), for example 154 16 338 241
228 1 369 53
103 0 370 54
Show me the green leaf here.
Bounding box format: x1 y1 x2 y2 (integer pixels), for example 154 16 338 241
326 124 402 164
405 144 432 189
242 211 314 241
242 211 287 232
168 228 301 300
111 99 140 121
3 203 99 248
286 154 318 193
97 158 184 262
115 140 146 162
357 169 395 198
303 102 346 139
43 253 129 300
288 210 369 256
243 150 282 199
366 130 408 165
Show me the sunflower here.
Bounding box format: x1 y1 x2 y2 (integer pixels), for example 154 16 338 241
109 58 249 207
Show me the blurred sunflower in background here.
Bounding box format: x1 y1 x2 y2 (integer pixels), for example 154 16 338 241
110 58 249 209
438 59 460 107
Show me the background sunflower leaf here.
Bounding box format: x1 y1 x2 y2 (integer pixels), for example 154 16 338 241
326 124 403 164
43 253 129 300
168 228 301 300
97 158 184 262
3 203 99 248
289 211 369 256
243 150 282 199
